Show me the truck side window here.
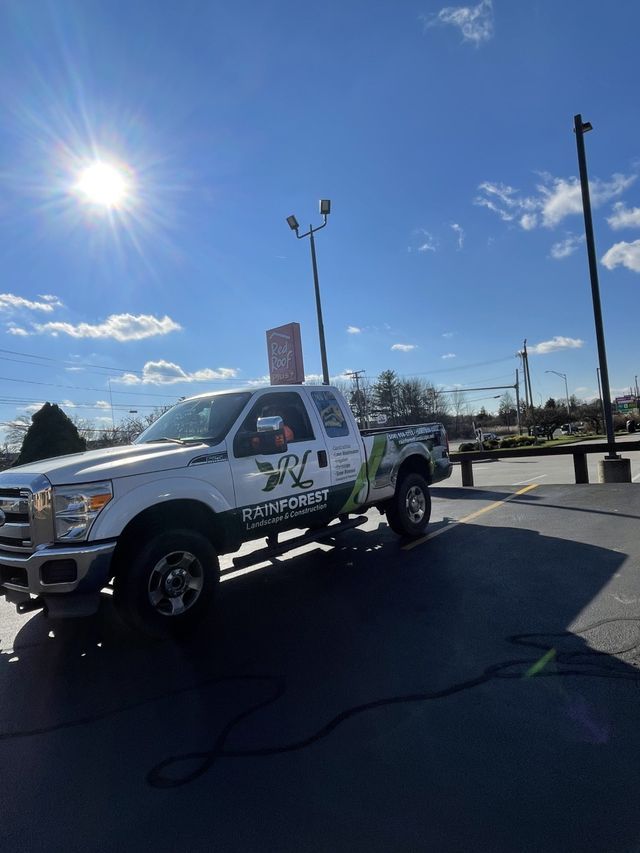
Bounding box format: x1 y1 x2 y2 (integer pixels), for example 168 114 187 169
236 391 315 451
310 390 350 438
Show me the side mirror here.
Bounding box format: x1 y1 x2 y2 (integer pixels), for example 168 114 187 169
235 419 288 457
257 415 283 433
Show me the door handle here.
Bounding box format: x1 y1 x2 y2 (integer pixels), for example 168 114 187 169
317 450 328 468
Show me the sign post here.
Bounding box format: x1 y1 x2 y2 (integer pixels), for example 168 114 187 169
266 322 305 385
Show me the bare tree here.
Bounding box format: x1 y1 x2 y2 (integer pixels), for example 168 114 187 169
449 390 467 436
4 416 31 453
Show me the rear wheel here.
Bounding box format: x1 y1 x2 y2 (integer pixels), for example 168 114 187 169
114 529 219 638
386 473 431 538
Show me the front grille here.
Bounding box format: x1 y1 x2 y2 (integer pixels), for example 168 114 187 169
0 534 30 549
0 489 32 553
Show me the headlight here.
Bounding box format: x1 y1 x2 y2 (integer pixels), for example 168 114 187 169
52 481 113 542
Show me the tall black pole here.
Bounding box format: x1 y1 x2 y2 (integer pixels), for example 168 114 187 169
574 114 616 458
309 226 330 385
515 369 522 435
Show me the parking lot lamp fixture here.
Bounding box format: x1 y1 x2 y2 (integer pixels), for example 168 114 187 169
574 114 616 457
285 200 331 385
545 370 570 414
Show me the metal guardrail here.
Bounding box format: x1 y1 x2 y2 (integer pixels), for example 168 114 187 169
450 440 640 486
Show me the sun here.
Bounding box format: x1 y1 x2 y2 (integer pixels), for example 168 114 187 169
75 161 129 209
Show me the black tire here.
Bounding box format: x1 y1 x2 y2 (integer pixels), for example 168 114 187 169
113 529 219 638
386 473 431 538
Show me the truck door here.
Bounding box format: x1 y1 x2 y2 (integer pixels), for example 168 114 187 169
305 388 368 512
229 390 331 537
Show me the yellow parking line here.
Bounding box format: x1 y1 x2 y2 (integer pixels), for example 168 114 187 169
402 483 539 551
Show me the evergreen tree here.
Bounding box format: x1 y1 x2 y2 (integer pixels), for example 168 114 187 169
16 403 87 465
372 370 400 425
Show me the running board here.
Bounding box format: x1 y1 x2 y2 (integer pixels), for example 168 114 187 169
231 515 368 570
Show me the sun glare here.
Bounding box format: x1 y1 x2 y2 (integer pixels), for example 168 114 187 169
75 161 129 208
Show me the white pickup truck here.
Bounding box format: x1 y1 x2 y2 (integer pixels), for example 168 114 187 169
0 385 451 635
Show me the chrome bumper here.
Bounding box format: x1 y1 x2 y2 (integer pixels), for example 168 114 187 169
0 540 116 597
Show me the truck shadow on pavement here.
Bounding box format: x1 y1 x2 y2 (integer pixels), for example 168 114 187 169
2 521 640 853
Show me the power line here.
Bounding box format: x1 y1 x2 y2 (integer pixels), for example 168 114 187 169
362 355 516 381
0 346 243 383
0 373 180 398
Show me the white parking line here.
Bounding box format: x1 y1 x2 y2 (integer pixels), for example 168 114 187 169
512 474 548 486
633 471 640 482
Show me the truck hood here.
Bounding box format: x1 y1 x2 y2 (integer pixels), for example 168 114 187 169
7 442 219 485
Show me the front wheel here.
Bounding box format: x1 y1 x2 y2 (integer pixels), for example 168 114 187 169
386 473 431 538
114 529 219 638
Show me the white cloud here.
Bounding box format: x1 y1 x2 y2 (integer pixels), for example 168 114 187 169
246 374 272 387
95 400 111 409
601 239 640 273
33 313 182 341
415 229 437 252
528 336 584 355
38 294 64 307
116 359 238 385
607 202 640 230
441 352 456 359
0 293 63 313
442 331 454 338
391 343 417 352
6 324 29 336
475 173 635 230
423 0 494 45
549 233 585 260
451 223 465 249
347 325 362 334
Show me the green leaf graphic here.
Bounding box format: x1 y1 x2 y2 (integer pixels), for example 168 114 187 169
256 460 274 473
262 473 281 492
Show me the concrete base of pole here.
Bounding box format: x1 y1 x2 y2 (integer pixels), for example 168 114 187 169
597 458 632 483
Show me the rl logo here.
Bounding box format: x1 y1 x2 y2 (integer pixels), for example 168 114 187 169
256 450 313 492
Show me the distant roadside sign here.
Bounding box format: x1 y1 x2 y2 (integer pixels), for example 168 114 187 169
615 395 637 413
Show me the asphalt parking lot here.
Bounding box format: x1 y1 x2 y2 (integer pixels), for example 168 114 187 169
2 483 640 853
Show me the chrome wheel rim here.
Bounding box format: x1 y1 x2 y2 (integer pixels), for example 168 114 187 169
147 550 204 616
405 485 426 525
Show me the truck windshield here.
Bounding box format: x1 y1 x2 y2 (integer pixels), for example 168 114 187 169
134 392 251 445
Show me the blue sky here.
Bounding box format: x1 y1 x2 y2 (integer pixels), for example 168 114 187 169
0 0 639 435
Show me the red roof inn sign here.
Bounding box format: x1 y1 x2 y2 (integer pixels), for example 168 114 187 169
266 322 305 385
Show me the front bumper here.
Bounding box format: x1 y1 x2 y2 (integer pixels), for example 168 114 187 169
0 540 116 616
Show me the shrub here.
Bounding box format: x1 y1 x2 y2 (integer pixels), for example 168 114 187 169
515 435 538 446
500 435 538 448
459 442 477 452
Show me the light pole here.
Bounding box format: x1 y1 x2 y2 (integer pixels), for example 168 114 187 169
574 114 617 458
545 370 570 414
286 200 331 385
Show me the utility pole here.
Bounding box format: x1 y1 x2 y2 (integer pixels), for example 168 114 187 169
520 346 530 413
345 370 368 428
596 367 605 431
523 339 534 417
515 368 522 435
